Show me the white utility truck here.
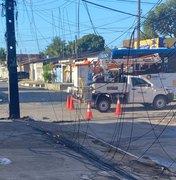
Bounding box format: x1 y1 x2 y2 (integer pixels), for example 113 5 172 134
67 60 174 112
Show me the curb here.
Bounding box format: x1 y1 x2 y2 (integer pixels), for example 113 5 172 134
19 82 72 92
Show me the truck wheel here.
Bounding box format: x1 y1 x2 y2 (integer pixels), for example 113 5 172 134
96 97 111 112
153 96 167 110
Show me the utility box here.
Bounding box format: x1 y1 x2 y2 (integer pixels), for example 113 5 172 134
72 63 90 88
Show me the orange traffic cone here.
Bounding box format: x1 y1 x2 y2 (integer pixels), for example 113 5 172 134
66 96 71 109
115 98 122 115
85 102 93 120
69 97 75 110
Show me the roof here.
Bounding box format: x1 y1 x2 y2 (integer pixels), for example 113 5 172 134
111 48 176 59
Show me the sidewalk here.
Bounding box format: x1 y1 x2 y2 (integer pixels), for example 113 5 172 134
0 118 114 180
0 118 175 180
19 79 45 88
19 79 73 91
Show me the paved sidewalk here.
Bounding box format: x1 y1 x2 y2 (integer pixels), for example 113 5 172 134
0 118 175 180
0 119 116 180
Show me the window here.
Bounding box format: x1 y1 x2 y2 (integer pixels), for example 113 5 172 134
131 77 150 87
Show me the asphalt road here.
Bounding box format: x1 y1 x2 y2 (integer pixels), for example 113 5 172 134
1 80 176 172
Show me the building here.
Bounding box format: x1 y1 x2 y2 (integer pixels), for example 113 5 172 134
0 51 100 84
123 37 176 49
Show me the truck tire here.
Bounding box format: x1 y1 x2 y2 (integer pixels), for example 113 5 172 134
153 95 167 110
96 97 111 112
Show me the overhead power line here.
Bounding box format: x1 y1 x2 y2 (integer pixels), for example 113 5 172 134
96 0 156 5
82 0 146 19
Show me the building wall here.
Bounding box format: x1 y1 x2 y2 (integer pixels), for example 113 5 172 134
29 64 35 81
56 67 61 83
0 66 8 78
23 64 30 73
29 63 44 81
34 63 44 81
19 64 30 73
134 38 160 49
123 37 176 49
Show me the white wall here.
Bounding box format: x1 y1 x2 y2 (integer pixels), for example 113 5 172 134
34 63 44 81
29 63 44 81
0 66 8 78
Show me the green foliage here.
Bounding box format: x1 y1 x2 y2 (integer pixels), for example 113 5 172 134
143 0 176 38
43 63 54 83
45 37 66 57
39 51 46 59
66 41 75 57
142 11 158 39
43 34 105 58
77 34 105 53
0 48 6 63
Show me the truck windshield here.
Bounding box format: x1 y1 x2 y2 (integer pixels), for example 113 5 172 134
131 77 150 87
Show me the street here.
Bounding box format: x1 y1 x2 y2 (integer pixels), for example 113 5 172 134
0 0 175 179
1 80 176 179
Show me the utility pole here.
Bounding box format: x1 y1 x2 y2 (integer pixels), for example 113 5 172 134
75 35 78 59
137 0 141 49
5 0 20 118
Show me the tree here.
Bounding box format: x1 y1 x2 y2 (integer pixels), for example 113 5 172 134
42 34 105 58
44 37 66 57
66 41 76 57
0 48 6 64
42 63 56 83
142 11 158 39
77 34 105 53
143 0 176 38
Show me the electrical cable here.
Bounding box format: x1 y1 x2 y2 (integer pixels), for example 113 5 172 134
96 0 156 4
82 0 146 18
106 41 176 168
3 0 176 176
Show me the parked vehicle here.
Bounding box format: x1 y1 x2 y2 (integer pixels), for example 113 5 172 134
99 48 176 97
17 71 29 79
67 60 174 112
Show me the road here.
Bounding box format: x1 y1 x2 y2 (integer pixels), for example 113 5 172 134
1 80 176 174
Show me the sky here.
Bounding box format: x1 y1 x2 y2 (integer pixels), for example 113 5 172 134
0 0 165 54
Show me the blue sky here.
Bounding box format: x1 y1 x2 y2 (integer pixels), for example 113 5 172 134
0 0 165 54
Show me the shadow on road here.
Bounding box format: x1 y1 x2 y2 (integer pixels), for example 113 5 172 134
0 85 68 103
110 103 176 112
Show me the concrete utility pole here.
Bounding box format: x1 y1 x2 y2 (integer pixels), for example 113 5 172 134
5 0 20 118
137 0 141 49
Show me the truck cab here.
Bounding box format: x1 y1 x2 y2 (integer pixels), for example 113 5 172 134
128 76 173 109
